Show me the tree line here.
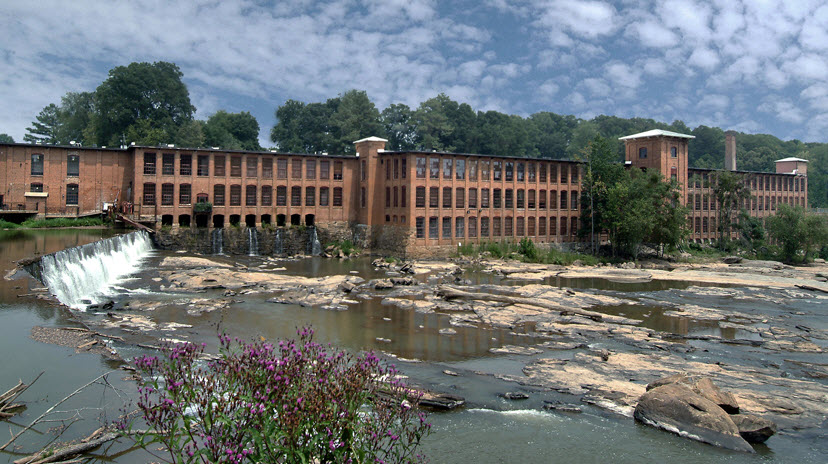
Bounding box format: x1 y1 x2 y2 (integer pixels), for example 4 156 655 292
8 61 826 207
17 62 262 151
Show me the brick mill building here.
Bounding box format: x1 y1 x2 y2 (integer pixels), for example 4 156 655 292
0 130 809 255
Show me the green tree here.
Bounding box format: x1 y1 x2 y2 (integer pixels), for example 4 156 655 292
57 91 95 145
270 98 338 153
528 112 578 159
93 61 195 146
24 103 61 144
205 111 261 150
688 125 725 169
381 103 416 150
767 205 828 263
329 90 384 154
175 120 206 148
711 170 750 250
737 211 766 252
125 119 169 146
0 133 14 143
578 136 625 253
412 94 457 151
567 121 600 158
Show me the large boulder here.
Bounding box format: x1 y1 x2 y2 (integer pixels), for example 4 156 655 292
634 383 754 453
645 374 740 414
731 414 777 444
693 377 740 414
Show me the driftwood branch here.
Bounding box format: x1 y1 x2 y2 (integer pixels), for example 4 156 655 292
1 372 44 419
437 285 639 325
15 428 151 464
1 371 117 451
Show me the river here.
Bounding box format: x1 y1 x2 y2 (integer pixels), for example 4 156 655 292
0 229 825 463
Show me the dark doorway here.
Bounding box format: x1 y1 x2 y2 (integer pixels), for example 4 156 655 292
261 214 272 225
178 214 191 227
213 214 225 228
245 214 257 227
305 214 315 226
230 214 241 226
161 214 173 226
276 214 286 227
290 214 301 226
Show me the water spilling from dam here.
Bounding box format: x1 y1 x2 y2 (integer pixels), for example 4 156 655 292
211 228 224 255
247 228 259 256
26 231 154 310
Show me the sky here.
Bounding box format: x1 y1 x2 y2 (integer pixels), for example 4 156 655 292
2 0 828 148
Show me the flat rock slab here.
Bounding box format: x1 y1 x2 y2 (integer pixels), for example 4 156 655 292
489 345 544 356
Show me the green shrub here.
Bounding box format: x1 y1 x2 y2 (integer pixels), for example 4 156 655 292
456 242 475 256
0 219 19 229
339 239 355 255
518 238 539 262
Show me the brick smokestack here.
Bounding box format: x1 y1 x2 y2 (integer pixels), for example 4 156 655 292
725 130 737 171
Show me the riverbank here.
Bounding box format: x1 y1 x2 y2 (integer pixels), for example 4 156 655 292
63 253 827 441
6 238 827 462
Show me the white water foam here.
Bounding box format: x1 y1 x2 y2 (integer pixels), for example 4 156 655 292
37 231 155 310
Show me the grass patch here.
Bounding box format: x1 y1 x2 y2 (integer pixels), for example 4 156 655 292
17 217 105 228
0 219 20 229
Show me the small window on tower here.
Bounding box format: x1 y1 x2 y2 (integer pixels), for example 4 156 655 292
670 147 677 158
639 147 647 159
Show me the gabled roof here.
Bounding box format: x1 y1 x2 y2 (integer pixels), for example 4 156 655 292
618 129 695 140
353 136 388 143
775 157 808 163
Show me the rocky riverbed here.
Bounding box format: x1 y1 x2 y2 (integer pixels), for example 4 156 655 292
34 254 828 451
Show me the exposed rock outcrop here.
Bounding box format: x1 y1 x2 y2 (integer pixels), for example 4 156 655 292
633 383 754 453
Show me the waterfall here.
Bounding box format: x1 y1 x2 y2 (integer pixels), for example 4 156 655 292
308 227 322 256
29 231 154 310
212 228 224 255
274 229 284 255
247 228 259 256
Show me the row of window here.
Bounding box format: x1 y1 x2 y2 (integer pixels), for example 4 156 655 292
689 193 806 212
143 153 344 181
411 187 579 210
142 183 344 208
689 172 804 193
413 157 580 183
414 216 579 239
27 183 78 205
30 154 80 177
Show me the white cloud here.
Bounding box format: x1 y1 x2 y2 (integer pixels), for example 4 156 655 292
697 94 729 112
758 98 805 124
626 18 679 48
787 54 828 81
580 78 611 97
605 62 641 89
533 0 619 43
687 48 720 71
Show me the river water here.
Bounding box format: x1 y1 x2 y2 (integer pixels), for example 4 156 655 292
0 230 825 463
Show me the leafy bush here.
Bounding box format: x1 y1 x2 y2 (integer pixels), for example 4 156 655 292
127 328 430 463
518 238 539 262
0 219 19 229
456 242 475 256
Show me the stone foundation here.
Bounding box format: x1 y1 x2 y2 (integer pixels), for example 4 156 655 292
154 223 347 256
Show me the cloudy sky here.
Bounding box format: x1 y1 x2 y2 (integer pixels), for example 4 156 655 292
2 0 828 146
